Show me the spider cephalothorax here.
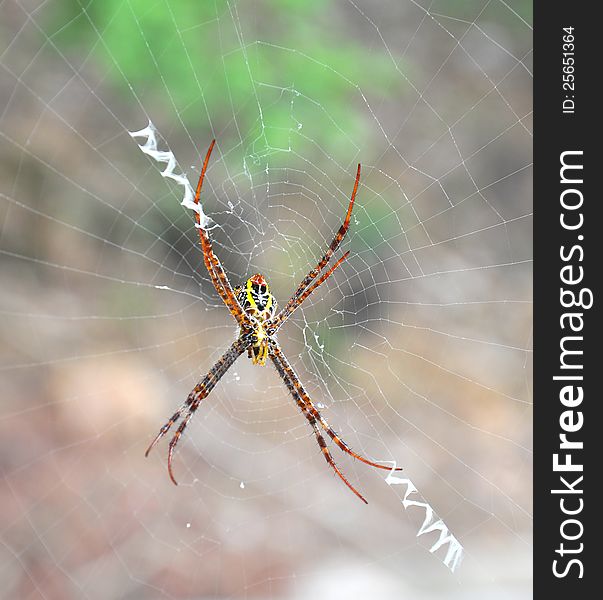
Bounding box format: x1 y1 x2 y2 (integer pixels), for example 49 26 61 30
234 274 277 365
145 139 401 503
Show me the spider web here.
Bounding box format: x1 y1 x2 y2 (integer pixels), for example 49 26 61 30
0 1 532 598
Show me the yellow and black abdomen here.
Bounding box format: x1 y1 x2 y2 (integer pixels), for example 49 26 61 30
235 274 277 365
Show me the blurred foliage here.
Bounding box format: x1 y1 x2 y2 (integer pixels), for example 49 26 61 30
429 0 532 28
48 0 407 160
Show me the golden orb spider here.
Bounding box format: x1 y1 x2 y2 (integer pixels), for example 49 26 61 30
145 140 401 503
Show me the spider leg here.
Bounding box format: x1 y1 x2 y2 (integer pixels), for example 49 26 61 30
146 333 252 484
167 412 195 485
144 407 188 458
271 340 402 473
268 164 360 331
267 251 349 334
269 346 368 503
193 140 249 327
311 418 368 504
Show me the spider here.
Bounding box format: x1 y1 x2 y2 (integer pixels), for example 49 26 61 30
145 140 401 503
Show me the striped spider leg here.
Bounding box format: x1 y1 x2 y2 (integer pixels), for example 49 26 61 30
266 163 361 334
192 140 249 328
269 340 402 503
145 332 253 484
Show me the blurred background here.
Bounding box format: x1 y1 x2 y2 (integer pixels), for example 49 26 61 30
0 1 532 598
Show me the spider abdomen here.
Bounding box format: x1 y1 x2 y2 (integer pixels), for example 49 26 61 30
234 274 276 366
235 273 277 321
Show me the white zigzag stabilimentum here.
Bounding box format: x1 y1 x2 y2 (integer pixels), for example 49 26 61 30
386 472 463 572
129 120 211 228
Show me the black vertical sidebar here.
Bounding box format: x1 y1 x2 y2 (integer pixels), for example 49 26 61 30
534 2 596 597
